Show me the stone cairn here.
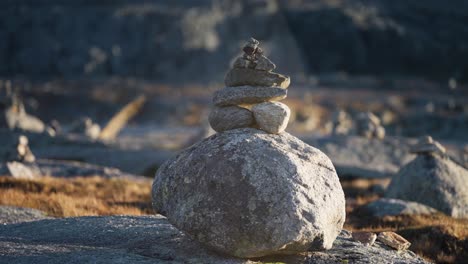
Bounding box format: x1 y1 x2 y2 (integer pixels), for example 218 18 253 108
410 135 446 156
356 111 385 139
5 135 35 163
153 38 345 258
209 38 291 134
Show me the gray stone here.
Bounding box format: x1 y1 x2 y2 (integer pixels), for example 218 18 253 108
302 136 415 179
4 135 35 163
351 231 377 246
377 232 411 251
208 106 254 132
68 117 101 140
0 206 52 224
385 155 468 218
252 102 290 134
224 68 290 88
364 198 439 217
233 57 252 69
0 215 429 264
213 86 287 106
255 55 276 71
152 128 346 258
2 161 41 179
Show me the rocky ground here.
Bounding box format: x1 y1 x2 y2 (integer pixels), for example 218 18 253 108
0 76 467 264
1 175 466 263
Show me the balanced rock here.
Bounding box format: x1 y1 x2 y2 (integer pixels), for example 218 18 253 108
4 135 35 163
152 128 346 258
208 106 254 132
252 102 290 134
410 135 446 155
225 68 290 88
213 86 287 106
385 151 468 218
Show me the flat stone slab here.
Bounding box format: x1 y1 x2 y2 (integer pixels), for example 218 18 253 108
225 68 290 88
213 86 287 106
0 215 429 264
0 206 52 225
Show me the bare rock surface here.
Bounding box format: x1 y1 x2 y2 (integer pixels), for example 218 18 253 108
0 215 429 264
385 154 468 218
303 136 415 178
252 102 290 134
364 198 439 217
209 106 254 132
0 206 52 224
213 86 287 106
152 128 346 258
225 68 290 88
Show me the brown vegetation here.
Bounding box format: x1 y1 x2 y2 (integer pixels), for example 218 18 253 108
0 176 466 263
341 178 468 264
0 176 152 217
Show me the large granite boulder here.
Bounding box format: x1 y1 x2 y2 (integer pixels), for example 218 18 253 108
152 128 346 258
0 215 429 264
385 154 468 218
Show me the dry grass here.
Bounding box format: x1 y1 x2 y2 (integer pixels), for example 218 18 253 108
341 178 468 264
0 176 153 217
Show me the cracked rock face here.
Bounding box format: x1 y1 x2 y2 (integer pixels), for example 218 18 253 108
152 128 346 258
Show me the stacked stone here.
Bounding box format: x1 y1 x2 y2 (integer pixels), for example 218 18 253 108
5 135 35 163
410 135 446 156
209 38 291 134
386 135 468 218
153 38 346 258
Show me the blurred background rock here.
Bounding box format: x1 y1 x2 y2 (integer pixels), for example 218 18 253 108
1 0 467 82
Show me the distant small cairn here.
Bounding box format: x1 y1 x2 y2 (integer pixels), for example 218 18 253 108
410 135 446 156
209 38 291 134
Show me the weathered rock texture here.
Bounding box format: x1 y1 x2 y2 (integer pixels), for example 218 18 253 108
252 102 290 134
209 106 254 132
213 86 287 106
385 154 468 218
152 128 346 258
0 216 429 264
225 68 290 88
